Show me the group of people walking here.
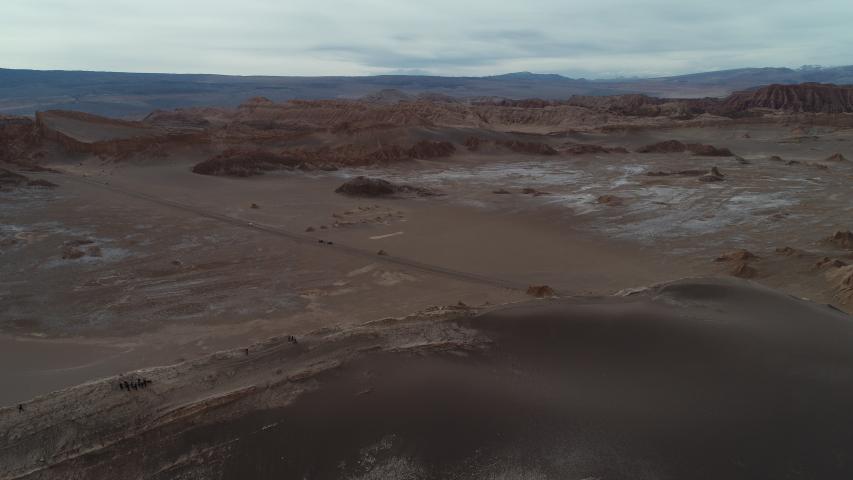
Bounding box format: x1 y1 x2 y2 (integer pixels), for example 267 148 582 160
119 378 151 391
16 335 302 415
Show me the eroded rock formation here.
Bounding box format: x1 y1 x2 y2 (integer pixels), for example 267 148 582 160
722 83 853 114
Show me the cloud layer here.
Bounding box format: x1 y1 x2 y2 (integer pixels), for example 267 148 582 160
3 0 852 77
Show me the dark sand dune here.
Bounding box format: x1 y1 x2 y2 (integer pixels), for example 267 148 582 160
208 279 853 479
3 278 852 479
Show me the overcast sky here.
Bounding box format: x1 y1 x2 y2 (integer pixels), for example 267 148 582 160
2 0 852 78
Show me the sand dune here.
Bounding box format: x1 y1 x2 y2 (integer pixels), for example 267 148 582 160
2 278 852 479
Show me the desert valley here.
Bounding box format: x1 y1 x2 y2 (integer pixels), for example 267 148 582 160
2 78 853 478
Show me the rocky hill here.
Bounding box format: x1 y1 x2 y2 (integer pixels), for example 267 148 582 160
5 82 853 173
0 116 37 164
3 66 853 117
722 83 853 113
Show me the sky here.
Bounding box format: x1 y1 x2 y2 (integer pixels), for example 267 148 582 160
2 0 852 78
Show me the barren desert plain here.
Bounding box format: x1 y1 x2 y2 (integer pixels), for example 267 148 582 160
2 83 853 478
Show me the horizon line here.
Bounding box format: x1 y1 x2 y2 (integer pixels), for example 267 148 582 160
1 64 849 82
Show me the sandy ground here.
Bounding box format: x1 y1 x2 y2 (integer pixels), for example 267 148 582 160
2 122 853 406
1 119 853 478
339 124 853 301
0 166 669 404
2 278 853 479
0 172 530 404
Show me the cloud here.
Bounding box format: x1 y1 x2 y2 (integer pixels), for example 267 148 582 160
1 0 851 77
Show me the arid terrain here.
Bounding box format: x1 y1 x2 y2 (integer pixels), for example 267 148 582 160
2 82 853 479
4 66 853 117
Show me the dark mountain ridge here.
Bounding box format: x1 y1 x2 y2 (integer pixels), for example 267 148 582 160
1 66 853 118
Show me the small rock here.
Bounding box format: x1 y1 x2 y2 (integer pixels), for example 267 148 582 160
699 166 725 182
521 188 550 196
816 257 848 269
61 246 85 260
826 230 853 250
775 246 803 257
731 263 757 279
715 249 757 262
596 195 624 206
526 285 556 298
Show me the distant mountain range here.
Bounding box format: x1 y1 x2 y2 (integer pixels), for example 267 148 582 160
2 65 852 118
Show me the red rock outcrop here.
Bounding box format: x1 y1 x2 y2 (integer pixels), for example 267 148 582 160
526 285 557 298
0 116 37 164
731 263 758 279
715 250 760 279
192 139 459 177
636 140 732 156
478 94 702 118
473 98 549 108
567 94 666 116
721 83 853 114
361 145 409 164
715 249 757 262
234 99 476 133
191 149 303 177
360 89 414 104
16 87 850 172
